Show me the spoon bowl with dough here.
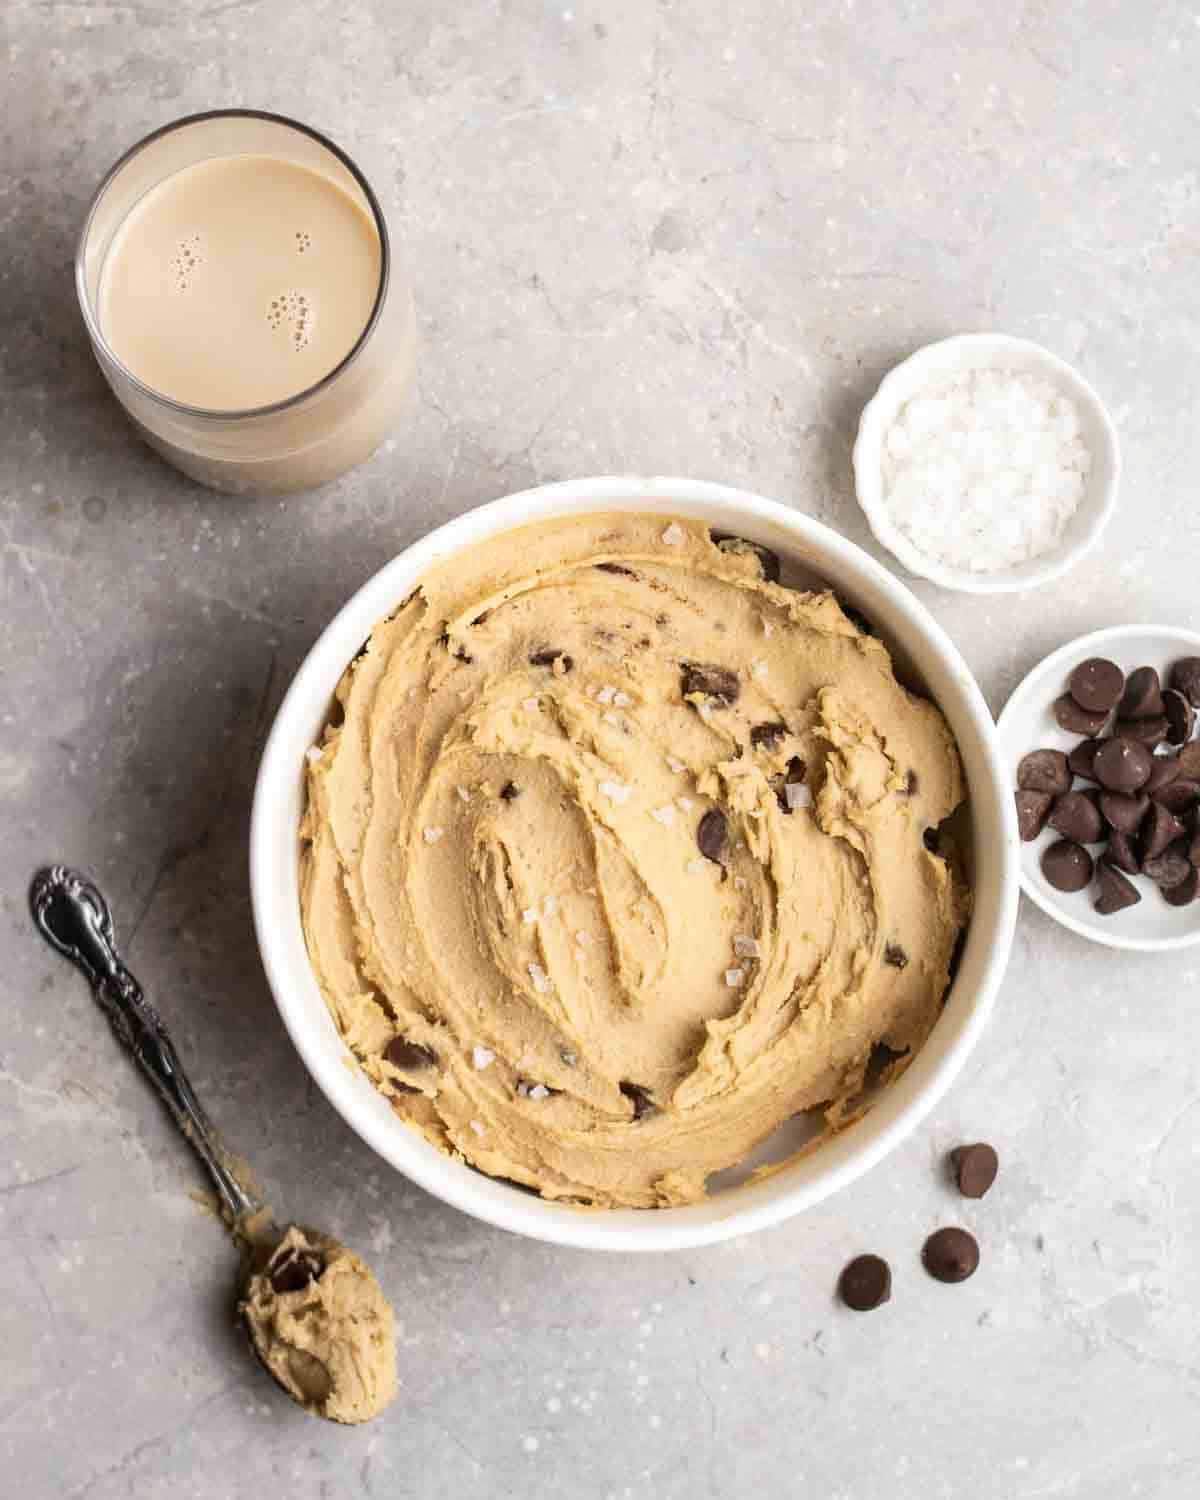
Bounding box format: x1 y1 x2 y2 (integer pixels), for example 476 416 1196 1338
28 865 397 1426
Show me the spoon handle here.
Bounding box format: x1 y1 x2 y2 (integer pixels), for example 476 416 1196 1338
30 865 264 1225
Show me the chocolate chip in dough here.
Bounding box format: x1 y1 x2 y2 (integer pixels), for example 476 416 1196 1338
1141 803 1187 862
1094 737 1152 793
619 1081 657 1120
270 1249 324 1295
1068 740 1102 782
1069 657 1125 714
710 532 782 584
1152 778 1200 815
750 721 788 750
1163 866 1200 906
923 827 940 854
1116 715 1169 749
922 1227 980 1284
1143 841 1192 889
529 647 573 673
904 769 919 796
696 808 729 864
1048 790 1104 844
1018 749 1072 797
950 1143 999 1199
1119 666 1165 719
384 1037 439 1070
1095 861 1142 915
1098 791 1149 836
681 662 740 705
1042 840 1093 892
1169 657 1200 709
1106 830 1142 875
1054 694 1109 737
884 943 909 969
1145 754 1182 796
1016 789 1054 842
499 781 521 801
595 561 636 577
838 1254 892 1312
1164 688 1196 745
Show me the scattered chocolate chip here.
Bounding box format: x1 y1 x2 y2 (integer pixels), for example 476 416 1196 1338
1098 791 1149 835
711 532 782 584
1054 694 1109 737
437 628 450 650
681 662 740 705
1094 737 1153 793
1116 715 1168 748
1106 830 1142 875
529 648 573 672
269 1249 324 1296
1164 688 1196 745
1119 666 1164 719
950 1143 999 1199
1018 749 1072 797
1145 754 1182 795
453 646 474 664
750 721 788 750
1067 740 1102 781
1069 657 1124 714
1178 743 1200 781
1143 841 1192 889
1048 790 1104 844
1169 657 1200 708
884 943 909 969
1016 789 1053 842
1152 778 1200 815
838 1254 892 1312
1141 803 1186 861
922 1226 980 1284
697 808 729 864
904 769 920 795
923 827 940 854
1163 867 1200 906
1041 839 1093 892
499 781 521 801
595 561 636 577
384 1037 438 1070
619 1081 656 1120
1095 861 1142 915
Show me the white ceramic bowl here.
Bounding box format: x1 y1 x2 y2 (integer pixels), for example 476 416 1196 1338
250 476 1019 1251
997 623 1200 952
853 334 1120 595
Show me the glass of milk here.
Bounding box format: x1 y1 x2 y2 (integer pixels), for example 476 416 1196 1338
76 110 416 495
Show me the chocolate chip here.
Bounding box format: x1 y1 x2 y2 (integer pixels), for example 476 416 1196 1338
774 756 808 814
529 648 573 672
711 532 782 584
1146 754 1182 795
1164 688 1195 745
384 1037 438 1071
499 781 521 801
1067 740 1102 782
595 562 636 577
1119 666 1164 719
1054 693 1109 737
1178 743 1200 781
950 1143 999 1199
1163 866 1200 906
1141 803 1186 861
1143 841 1192 889
1152 778 1200 814
1094 737 1153 793
1095 861 1142 915
1116 715 1168 748
1016 789 1053 842
453 646 474 664
750 721 788 749
904 769 919 795
1069 657 1124 713
269 1249 324 1295
1098 791 1149 835
923 827 940 854
681 662 740 705
884 943 908 969
1041 839 1093 892
838 1254 892 1311
922 1227 980 1284
1169 657 1200 708
1048 790 1104 844
1017 749 1071 797
1106 830 1142 875
619 1081 656 1120
697 808 729 864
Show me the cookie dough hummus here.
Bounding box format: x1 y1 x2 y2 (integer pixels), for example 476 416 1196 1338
300 513 970 1208
241 1227 396 1424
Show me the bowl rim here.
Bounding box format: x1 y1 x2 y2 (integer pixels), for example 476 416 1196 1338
250 474 1019 1250
997 621 1200 952
853 332 1121 596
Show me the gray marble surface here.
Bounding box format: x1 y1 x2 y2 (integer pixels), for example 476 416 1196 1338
4 1 1200 1495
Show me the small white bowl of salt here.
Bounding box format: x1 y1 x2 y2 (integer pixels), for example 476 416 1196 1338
853 334 1120 594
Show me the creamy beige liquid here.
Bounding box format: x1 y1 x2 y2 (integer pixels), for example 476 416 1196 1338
98 154 382 412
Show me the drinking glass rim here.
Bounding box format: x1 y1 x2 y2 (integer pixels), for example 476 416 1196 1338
75 108 392 423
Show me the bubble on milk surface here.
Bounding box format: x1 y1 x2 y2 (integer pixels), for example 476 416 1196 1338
295 230 312 254
266 289 314 349
170 233 203 292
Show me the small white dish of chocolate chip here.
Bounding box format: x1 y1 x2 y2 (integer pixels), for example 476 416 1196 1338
997 625 1200 951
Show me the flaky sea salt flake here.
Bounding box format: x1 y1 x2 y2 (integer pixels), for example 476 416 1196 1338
599 780 633 805
472 1045 495 1071
468 1118 486 1137
725 967 746 988
785 781 813 811
422 826 445 845
666 755 687 774
528 1084 551 1101
650 804 677 827
661 522 686 546
733 935 761 959
528 962 554 993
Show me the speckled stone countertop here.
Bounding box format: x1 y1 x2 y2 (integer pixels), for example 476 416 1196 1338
4 3 1200 1496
